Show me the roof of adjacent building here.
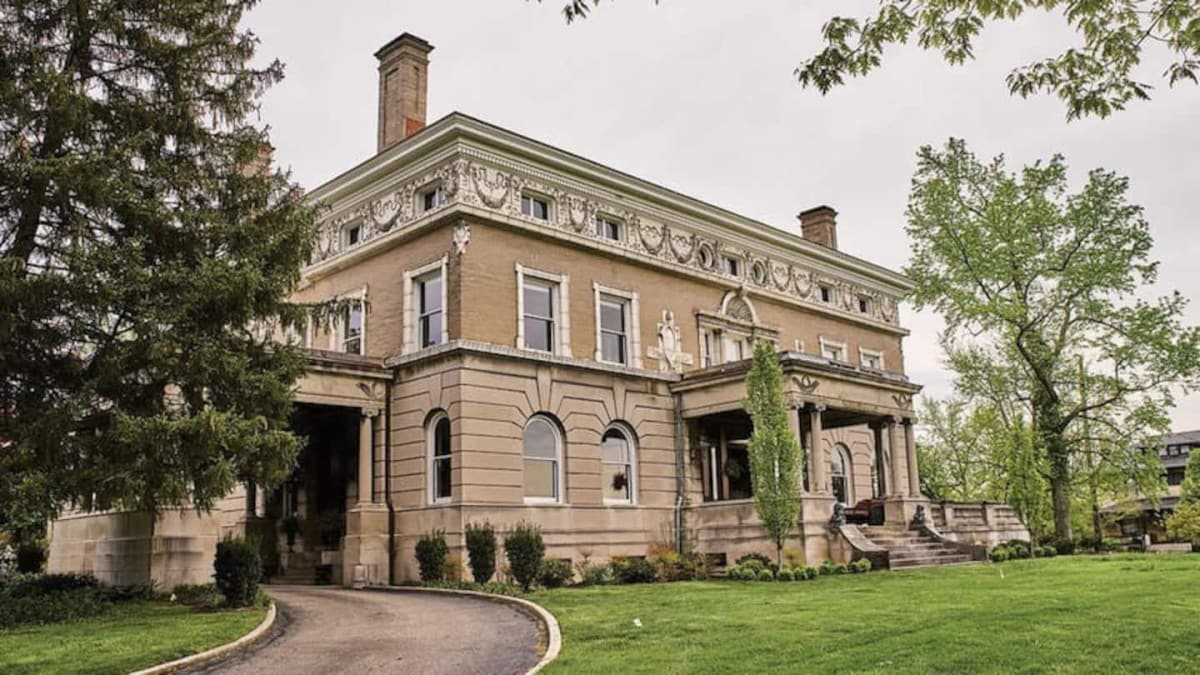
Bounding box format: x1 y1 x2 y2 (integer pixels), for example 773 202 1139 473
1160 430 1200 447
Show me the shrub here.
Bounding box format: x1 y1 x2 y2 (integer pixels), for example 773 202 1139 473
738 558 766 575
15 541 46 574
678 551 709 581
577 561 613 585
1040 545 1058 558
850 558 873 573
818 559 838 576
736 552 772 569
0 586 113 629
798 565 817 580
610 556 657 584
3 572 99 595
415 530 450 582
776 567 795 581
464 522 498 584
1009 543 1031 559
726 565 744 581
989 547 1010 563
171 583 222 608
505 522 545 591
214 536 261 608
756 568 775 582
647 544 684 581
1054 539 1076 556
442 554 463 582
538 558 573 588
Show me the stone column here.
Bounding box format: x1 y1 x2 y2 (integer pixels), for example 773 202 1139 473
357 409 377 506
887 417 905 497
809 406 827 493
787 402 806 492
870 422 887 497
904 419 920 497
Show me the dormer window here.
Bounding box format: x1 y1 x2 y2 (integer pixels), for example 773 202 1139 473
820 285 832 303
597 215 621 241
723 256 741 277
421 185 448 212
521 194 551 221
345 224 362 247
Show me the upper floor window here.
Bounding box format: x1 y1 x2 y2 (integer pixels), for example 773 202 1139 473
702 330 717 368
523 415 562 503
521 194 550 221
602 426 636 503
860 348 884 371
341 300 364 354
597 216 621 241
421 185 448 212
819 285 832 303
418 270 443 348
523 280 556 352
428 412 452 503
820 338 846 362
345 223 362 247
858 296 871 314
598 295 629 365
723 256 741 277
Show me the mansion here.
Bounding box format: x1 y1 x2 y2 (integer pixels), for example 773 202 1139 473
48 34 1018 587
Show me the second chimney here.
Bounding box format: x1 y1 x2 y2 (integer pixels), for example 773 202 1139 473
376 33 434 153
798 205 838 250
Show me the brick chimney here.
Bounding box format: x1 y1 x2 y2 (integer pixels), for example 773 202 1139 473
375 33 434 153
798 205 838 250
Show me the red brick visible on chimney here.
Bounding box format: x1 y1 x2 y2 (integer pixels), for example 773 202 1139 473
376 33 434 153
798 205 838 250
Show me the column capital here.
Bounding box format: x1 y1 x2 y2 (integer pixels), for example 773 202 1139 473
806 403 827 413
361 406 381 419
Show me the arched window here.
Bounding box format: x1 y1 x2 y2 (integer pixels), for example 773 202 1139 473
523 415 562 503
427 412 451 503
831 444 852 506
601 425 636 504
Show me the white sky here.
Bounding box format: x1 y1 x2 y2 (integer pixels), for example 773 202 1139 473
245 1 1200 430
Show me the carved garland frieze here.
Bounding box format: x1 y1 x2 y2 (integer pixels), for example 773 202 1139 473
311 158 902 326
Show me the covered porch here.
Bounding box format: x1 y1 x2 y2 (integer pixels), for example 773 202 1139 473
673 350 923 565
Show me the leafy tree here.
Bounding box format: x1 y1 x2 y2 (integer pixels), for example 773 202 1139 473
543 1 1200 120
1166 450 1200 545
0 1 321 526
905 138 1200 544
744 341 803 567
1181 447 1200 502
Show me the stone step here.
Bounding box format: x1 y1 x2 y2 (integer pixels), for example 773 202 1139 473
893 559 986 571
888 548 969 561
889 554 974 568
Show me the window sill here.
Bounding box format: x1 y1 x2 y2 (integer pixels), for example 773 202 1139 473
603 499 637 508
523 497 564 506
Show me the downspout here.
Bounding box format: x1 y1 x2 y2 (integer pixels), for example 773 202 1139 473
385 378 395 586
673 391 685 554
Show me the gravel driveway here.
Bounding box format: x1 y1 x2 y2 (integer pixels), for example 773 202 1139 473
192 585 541 675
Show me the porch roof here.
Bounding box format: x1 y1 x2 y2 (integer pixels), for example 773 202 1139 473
295 349 391 411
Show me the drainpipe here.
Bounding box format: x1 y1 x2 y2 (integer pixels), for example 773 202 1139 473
384 378 395 586
673 391 686 554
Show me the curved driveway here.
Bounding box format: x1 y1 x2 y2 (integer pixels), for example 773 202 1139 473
195 585 541 675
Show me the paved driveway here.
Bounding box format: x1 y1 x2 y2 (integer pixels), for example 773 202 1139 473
193 585 541 675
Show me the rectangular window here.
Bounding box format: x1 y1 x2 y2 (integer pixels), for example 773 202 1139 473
521 194 550 220
421 186 447 212
821 340 845 362
342 301 363 354
858 296 870 313
346 224 362 246
723 256 741 277
597 216 621 241
820 285 832 303
702 330 716 368
598 295 628 365
418 270 443 348
860 348 884 370
523 280 556 352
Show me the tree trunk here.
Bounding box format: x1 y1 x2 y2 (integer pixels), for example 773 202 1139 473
1034 393 1073 544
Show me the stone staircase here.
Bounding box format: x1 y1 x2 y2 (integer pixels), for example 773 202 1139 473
860 525 983 570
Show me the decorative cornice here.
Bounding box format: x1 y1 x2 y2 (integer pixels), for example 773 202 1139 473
382 339 682 382
302 113 911 323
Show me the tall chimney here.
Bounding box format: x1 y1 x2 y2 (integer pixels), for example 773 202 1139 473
798 205 838 250
375 33 434 153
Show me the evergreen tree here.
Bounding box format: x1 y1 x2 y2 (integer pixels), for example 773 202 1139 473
0 1 318 527
744 341 803 567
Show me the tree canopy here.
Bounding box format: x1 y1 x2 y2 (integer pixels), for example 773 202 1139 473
0 0 318 529
905 138 1200 542
744 341 803 566
542 0 1200 119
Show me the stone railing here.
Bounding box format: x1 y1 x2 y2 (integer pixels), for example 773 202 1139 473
830 524 890 570
929 501 1030 548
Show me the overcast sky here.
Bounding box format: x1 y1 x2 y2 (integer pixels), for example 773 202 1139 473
245 1 1200 430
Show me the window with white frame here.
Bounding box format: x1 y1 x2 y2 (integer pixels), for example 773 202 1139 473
521 194 550 220
820 337 846 362
417 269 443 348
702 330 717 368
860 348 884 370
421 185 448 212
339 299 364 354
523 415 562 502
596 215 621 241
403 256 448 354
517 265 570 356
831 444 852 506
593 284 640 367
601 425 636 503
428 412 452 503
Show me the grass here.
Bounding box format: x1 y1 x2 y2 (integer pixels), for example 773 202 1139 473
0 600 267 675
529 554 1200 674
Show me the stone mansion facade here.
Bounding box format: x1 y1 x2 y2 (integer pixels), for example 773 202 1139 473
48 33 996 588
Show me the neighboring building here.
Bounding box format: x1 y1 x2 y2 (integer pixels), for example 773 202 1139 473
49 33 1010 587
1103 431 1198 543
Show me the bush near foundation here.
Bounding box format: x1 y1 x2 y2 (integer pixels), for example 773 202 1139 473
214 536 261 608
15 541 46 574
464 522 497 584
538 558 573 588
609 556 657 584
0 573 149 628
415 530 450 582
850 558 872 573
504 522 545 591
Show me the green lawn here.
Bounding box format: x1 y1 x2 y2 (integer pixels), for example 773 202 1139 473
0 601 267 675
530 555 1200 674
